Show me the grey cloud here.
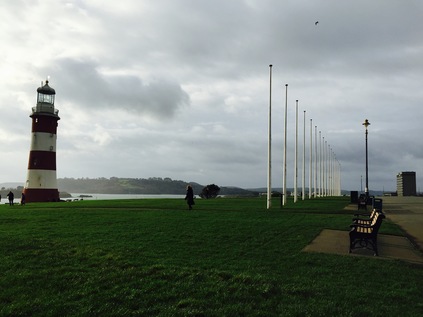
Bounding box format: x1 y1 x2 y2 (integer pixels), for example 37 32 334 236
41 58 190 119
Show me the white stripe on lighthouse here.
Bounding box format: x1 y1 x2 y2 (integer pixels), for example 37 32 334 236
25 170 58 189
30 132 57 152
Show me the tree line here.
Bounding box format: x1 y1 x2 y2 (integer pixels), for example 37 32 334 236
57 177 258 197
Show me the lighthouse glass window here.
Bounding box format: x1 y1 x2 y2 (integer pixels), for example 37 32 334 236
38 93 54 104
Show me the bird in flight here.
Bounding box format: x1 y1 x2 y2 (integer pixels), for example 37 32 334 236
315 21 319 25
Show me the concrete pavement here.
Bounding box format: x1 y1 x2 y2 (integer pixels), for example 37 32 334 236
382 196 423 252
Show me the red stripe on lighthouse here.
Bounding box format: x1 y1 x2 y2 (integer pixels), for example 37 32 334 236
27 151 56 170
31 115 58 134
24 188 60 203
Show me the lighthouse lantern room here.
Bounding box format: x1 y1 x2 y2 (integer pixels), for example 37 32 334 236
23 80 60 202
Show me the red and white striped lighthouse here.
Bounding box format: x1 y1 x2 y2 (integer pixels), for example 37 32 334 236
23 80 60 202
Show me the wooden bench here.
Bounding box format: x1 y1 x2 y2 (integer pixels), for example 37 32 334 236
349 211 385 256
352 209 378 225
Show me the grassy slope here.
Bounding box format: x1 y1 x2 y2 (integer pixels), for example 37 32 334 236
0 197 421 316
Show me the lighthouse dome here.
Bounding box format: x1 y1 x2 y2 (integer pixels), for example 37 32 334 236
37 80 55 95
37 80 56 105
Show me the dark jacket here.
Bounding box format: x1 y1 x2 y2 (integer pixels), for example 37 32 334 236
185 187 194 205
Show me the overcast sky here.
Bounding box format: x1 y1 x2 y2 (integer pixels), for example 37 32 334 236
1 0 423 192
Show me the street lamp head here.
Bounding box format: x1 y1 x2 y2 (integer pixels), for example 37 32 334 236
362 119 370 129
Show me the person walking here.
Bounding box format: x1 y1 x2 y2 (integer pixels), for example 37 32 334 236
21 192 26 206
7 191 14 206
185 185 195 210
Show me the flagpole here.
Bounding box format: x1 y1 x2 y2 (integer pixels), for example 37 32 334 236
322 136 325 197
314 126 318 198
267 65 272 209
282 84 288 205
294 100 298 203
319 131 322 197
302 110 306 200
309 119 312 199
326 141 329 196
327 144 330 196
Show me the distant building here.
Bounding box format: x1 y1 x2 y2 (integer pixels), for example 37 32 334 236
396 172 416 196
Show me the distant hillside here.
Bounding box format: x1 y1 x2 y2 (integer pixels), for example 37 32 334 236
0 183 24 189
57 177 258 196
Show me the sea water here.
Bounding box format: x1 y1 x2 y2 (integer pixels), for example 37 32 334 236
69 193 186 200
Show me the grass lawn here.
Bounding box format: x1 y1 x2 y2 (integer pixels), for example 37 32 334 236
0 197 421 316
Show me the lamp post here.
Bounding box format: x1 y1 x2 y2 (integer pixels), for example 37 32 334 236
362 119 370 199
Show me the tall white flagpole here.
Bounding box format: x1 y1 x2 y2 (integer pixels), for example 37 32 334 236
294 100 298 203
302 110 306 200
319 131 322 197
322 137 326 197
327 144 330 196
314 125 318 198
326 140 330 196
309 119 313 199
326 141 329 196
332 149 334 196
333 149 336 195
282 84 288 205
340 161 342 195
330 147 333 196
325 140 328 196
329 148 332 196
267 65 272 209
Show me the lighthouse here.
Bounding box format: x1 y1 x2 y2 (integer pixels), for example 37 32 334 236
23 80 60 202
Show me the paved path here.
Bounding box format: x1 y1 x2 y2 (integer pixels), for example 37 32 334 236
303 229 423 264
381 196 423 251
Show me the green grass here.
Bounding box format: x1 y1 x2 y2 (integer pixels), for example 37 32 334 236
0 197 421 316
